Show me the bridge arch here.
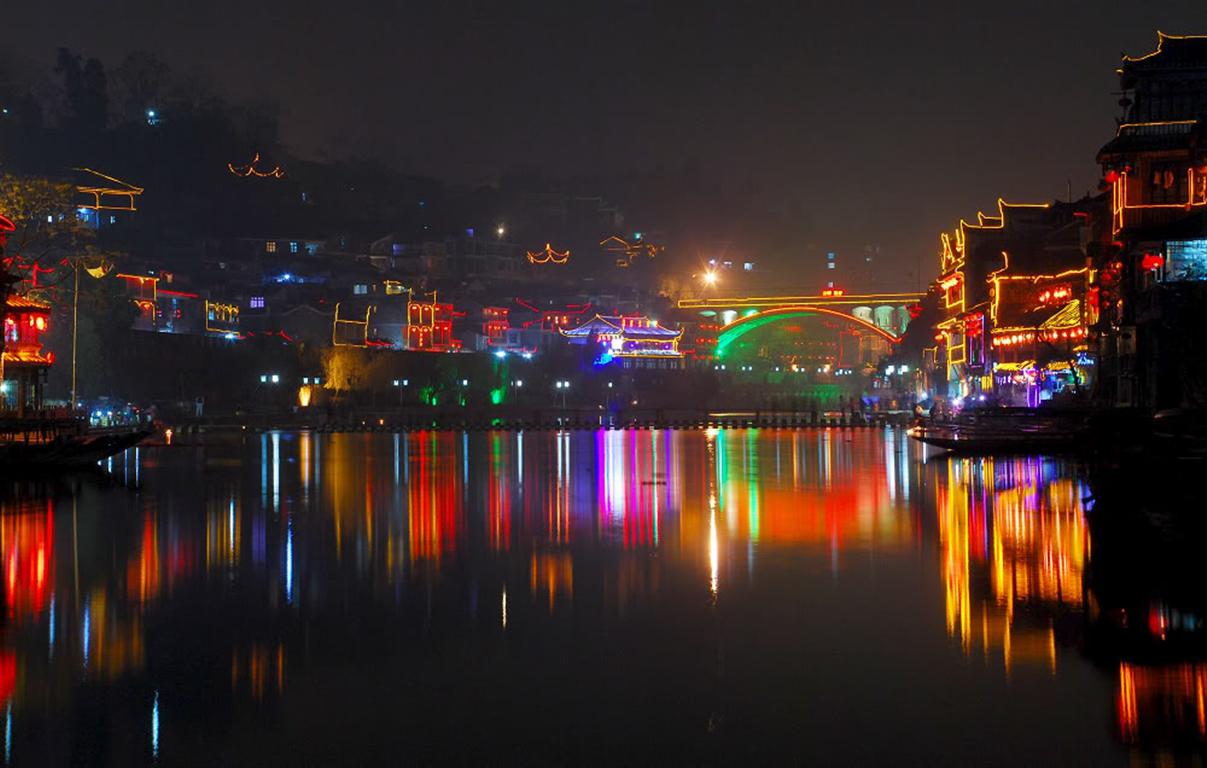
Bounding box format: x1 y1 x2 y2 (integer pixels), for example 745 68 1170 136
714 305 902 359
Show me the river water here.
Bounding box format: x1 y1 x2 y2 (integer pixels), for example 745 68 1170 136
0 429 1202 765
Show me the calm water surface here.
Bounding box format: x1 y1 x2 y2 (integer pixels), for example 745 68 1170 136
0 429 1202 765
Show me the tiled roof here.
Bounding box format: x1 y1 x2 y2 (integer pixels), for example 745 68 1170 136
996 300 1080 332
1098 120 1200 159
561 315 680 339
5 295 51 311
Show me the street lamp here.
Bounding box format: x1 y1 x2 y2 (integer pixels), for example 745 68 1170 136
555 380 570 408
702 270 718 287
496 225 506 239
68 256 112 412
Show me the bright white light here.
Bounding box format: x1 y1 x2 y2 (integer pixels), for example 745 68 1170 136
702 270 718 286
899 365 910 373
461 379 468 386
271 374 280 384
393 379 400 386
494 349 507 359
515 380 523 387
886 365 895 375
522 352 533 360
151 690 160 759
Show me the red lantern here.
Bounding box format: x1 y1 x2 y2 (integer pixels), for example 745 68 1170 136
1141 253 1164 272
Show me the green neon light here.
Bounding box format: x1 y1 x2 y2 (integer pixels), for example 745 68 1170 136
714 306 898 359
715 309 821 358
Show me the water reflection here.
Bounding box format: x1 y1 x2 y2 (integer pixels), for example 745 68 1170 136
934 457 1087 673
0 430 1201 763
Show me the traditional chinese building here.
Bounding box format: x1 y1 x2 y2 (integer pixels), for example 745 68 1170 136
405 295 460 351
928 199 1096 404
1095 32 1207 408
560 315 683 369
74 167 143 229
2 295 53 416
481 306 510 347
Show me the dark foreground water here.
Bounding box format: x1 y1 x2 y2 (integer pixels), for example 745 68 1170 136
0 429 1203 766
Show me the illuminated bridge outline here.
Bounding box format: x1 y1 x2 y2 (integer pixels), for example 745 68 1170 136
677 292 927 358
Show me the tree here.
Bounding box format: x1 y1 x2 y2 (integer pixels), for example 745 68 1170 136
0 173 132 400
112 51 170 125
0 174 108 279
54 48 108 134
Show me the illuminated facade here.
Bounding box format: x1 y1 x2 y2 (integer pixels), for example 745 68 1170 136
405 297 459 351
560 314 684 368
481 306 510 347
1096 32 1207 408
1 295 52 415
117 273 238 337
927 200 1095 403
513 299 593 336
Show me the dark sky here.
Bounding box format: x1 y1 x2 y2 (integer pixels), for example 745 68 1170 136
7 1 1207 275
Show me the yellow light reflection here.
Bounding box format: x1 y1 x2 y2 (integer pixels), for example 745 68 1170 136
935 458 1086 675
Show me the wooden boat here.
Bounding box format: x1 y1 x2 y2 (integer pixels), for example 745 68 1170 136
908 407 1092 455
0 418 151 469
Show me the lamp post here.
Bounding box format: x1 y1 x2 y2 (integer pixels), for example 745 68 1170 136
70 262 79 412
0 216 17 393
68 257 111 414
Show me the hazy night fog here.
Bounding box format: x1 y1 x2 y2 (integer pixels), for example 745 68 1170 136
6 0 1207 275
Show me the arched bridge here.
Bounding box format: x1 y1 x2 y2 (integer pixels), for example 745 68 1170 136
676 292 926 358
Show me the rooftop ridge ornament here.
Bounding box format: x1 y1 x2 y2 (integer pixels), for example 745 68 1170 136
228 152 285 179
73 168 144 211
600 235 663 267
1122 31 1207 63
527 243 569 265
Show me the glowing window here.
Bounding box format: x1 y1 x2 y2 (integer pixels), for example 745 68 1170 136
290 241 299 253
250 296 265 309
1166 239 1207 282
265 241 277 253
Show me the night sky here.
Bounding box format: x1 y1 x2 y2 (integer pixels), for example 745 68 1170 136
7 1 1207 276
